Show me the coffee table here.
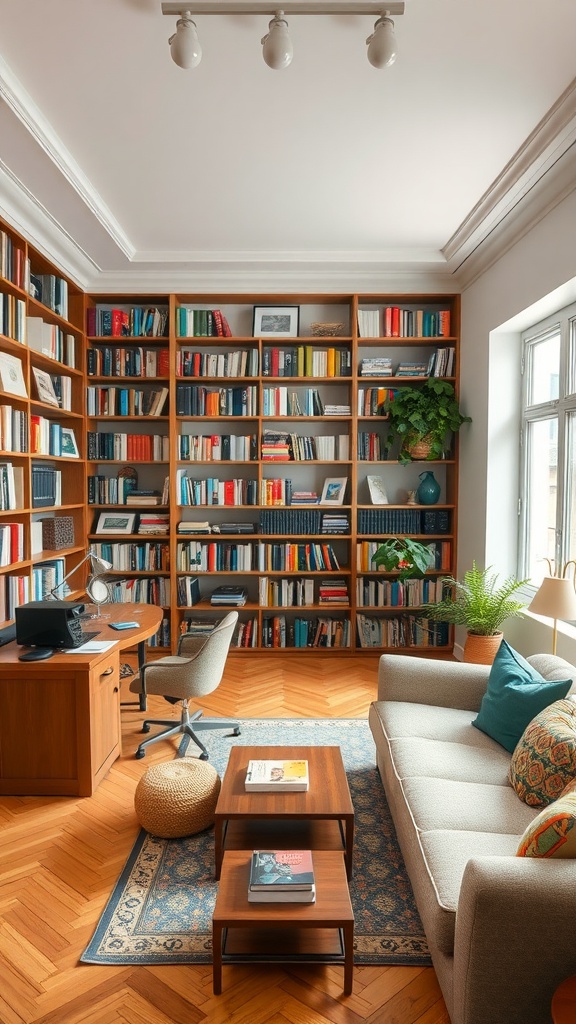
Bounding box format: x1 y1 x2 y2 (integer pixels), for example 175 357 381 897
213 745 354 880
212 849 354 995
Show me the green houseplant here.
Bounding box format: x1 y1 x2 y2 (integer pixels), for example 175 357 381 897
384 379 471 464
371 537 432 581
421 561 529 662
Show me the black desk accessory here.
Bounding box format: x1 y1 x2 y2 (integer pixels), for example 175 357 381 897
19 648 54 661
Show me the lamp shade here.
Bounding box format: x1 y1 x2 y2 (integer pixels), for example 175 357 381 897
528 576 576 621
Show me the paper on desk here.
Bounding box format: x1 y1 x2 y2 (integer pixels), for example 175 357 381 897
64 640 117 653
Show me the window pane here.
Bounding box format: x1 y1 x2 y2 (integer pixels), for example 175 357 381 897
526 417 557 584
528 334 560 405
567 411 576 567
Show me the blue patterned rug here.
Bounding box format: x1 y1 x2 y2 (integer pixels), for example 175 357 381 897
81 719 430 966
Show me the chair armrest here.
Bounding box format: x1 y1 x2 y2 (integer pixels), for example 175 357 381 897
377 654 490 712
453 856 576 1024
177 634 209 657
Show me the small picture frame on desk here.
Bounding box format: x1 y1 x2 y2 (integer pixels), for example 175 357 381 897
321 477 347 505
95 511 136 535
253 305 299 338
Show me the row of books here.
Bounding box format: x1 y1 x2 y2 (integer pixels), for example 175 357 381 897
261 430 349 462
89 541 170 572
0 291 26 344
262 346 352 378
258 508 349 534
356 575 447 608
0 521 24 566
175 384 257 417
26 316 76 367
357 431 387 461
175 307 232 338
268 615 350 648
86 386 168 418
147 616 171 648
0 230 26 288
86 431 170 462
357 509 450 534
247 850 315 904
355 613 450 648
107 576 169 604
29 272 68 320
30 418 78 458
87 346 170 378
87 473 159 506
176 471 258 507
357 307 451 338
259 576 315 608
356 540 451 572
1 572 30 619
177 348 258 378
87 306 169 338
0 404 28 453
178 432 257 462
0 462 24 511
175 539 341 572
31 466 62 508
31 556 66 600
357 387 390 417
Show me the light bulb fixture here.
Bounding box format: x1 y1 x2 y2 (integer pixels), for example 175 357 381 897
162 2 404 69
366 14 396 69
168 10 202 68
262 11 293 69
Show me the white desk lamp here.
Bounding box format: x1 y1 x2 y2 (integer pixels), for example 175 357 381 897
50 550 113 612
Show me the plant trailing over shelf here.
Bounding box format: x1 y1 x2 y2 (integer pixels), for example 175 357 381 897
371 537 432 581
384 379 471 464
421 561 529 636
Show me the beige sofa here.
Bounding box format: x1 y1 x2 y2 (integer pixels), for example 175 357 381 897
368 653 576 1024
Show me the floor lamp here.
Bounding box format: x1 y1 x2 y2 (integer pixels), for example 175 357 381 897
528 570 576 656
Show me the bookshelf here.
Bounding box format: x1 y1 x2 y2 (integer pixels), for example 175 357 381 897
0 215 462 655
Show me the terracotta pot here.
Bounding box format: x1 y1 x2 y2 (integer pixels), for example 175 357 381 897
463 631 503 665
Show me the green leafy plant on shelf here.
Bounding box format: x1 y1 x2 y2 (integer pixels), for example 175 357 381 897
420 561 529 636
384 379 472 465
371 538 433 581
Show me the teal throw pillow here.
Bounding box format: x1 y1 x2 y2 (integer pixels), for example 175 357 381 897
472 640 572 753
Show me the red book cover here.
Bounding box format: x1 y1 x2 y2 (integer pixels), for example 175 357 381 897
213 309 224 337
87 307 96 336
111 309 124 336
271 348 280 376
192 352 201 377
438 310 451 337
157 348 170 376
391 306 400 337
224 480 235 505
221 314 232 338
208 543 217 571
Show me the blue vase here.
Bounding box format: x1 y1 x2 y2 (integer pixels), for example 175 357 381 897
417 471 440 505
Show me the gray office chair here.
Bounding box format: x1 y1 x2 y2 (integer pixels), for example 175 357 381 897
131 611 240 759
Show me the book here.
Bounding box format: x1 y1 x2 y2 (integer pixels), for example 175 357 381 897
0 352 27 398
247 885 316 903
249 850 315 890
367 475 389 505
31 366 59 407
245 758 309 791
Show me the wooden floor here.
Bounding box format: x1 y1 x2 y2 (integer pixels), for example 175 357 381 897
0 652 450 1024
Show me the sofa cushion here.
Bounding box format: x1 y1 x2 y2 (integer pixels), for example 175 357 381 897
400 776 536 835
472 640 572 753
509 698 576 807
517 779 576 857
389 736 512 786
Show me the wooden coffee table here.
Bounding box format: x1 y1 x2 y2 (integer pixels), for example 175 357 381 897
212 849 354 995
213 745 354 880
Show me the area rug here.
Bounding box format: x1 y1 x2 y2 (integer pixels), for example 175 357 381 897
81 718 431 966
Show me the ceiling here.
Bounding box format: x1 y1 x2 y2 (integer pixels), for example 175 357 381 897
1 0 576 293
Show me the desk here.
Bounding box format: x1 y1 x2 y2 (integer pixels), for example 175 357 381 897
0 603 162 797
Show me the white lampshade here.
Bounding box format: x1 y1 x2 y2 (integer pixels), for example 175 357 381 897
262 13 293 70
169 13 202 68
366 16 397 69
528 576 576 654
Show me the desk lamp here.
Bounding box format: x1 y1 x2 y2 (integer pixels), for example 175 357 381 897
50 550 113 612
528 561 576 656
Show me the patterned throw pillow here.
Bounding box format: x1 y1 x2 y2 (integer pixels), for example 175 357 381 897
509 699 576 807
517 778 576 857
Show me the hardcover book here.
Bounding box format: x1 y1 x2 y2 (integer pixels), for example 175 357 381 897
249 850 315 890
245 758 309 791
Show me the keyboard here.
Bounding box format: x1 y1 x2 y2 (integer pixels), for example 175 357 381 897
76 630 100 644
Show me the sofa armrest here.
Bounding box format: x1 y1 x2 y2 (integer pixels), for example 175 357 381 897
377 654 490 712
454 857 576 1024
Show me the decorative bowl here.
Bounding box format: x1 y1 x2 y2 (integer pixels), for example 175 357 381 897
310 322 344 337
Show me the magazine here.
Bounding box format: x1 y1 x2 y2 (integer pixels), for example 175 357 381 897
244 758 309 792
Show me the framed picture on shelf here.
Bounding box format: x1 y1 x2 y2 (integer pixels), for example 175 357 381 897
0 351 27 398
60 427 79 458
32 366 59 407
253 305 299 338
95 512 136 535
367 475 389 505
321 477 347 505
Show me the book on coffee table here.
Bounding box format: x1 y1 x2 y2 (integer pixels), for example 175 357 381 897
245 758 309 792
248 850 316 902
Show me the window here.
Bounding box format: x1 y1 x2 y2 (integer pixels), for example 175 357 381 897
520 302 576 587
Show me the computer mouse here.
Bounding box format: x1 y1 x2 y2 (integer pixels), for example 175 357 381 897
18 648 54 661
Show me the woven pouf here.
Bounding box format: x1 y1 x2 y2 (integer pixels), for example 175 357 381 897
134 759 221 838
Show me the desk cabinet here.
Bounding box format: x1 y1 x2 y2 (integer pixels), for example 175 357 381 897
0 649 121 796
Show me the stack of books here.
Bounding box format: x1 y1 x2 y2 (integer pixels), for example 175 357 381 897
290 490 319 505
210 584 247 606
245 758 309 792
248 850 315 903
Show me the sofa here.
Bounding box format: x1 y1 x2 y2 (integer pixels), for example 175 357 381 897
368 651 576 1024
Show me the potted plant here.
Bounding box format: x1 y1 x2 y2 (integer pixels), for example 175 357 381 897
372 537 432 581
421 561 529 663
384 379 471 464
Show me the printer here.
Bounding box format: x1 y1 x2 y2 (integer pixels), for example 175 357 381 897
15 601 87 649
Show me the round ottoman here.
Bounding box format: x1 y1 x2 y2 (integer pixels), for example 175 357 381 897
135 759 221 838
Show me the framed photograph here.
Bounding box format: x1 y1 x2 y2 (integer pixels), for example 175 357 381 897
95 512 136 535
0 351 27 398
60 427 79 458
253 305 299 338
32 366 59 407
321 477 347 505
367 475 389 505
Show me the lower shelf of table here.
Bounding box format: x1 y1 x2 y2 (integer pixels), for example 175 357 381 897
220 817 346 852
222 925 346 962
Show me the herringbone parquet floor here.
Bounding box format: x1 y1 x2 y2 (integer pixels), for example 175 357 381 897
0 653 450 1024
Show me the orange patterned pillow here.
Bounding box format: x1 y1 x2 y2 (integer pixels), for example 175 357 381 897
509 698 576 807
517 779 576 857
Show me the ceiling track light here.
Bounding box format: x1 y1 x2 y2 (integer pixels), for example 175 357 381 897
162 1 404 70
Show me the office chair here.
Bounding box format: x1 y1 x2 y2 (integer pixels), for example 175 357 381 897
131 611 240 760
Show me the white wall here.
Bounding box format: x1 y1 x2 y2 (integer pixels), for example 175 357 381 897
459 188 576 660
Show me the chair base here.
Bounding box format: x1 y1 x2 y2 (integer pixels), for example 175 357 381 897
135 706 240 760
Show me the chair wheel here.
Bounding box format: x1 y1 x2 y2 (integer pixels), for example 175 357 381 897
199 751 209 761
233 727 241 736
135 748 145 759
141 723 151 733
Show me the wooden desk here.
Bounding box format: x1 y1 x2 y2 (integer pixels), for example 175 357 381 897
0 603 162 797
